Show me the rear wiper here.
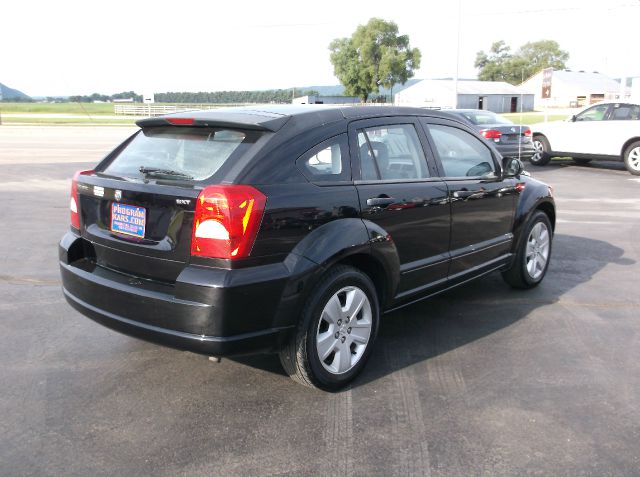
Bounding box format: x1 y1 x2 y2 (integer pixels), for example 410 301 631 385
139 166 193 180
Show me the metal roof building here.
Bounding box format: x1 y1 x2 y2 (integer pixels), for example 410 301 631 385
520 70 627 108
394 79 534 113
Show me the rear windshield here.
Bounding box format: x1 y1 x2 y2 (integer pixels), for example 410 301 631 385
458 111 512 126
101 127 259 181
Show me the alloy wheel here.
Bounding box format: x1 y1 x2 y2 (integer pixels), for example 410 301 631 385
525 222 550 280
315 286 372 375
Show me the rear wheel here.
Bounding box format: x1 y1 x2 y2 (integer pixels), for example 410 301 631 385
279 265 379 390
623 141 640 176
530 136 552 166
502 211 553 289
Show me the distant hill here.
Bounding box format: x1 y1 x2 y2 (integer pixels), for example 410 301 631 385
0 82 31 101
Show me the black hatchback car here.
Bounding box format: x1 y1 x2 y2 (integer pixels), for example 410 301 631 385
59 106 555 390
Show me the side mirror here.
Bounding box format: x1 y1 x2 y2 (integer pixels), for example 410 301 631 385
502 156 524 177
570 115 577 122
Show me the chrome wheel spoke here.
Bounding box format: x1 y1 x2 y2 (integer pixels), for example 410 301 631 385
335 347 352 373
527 255 537 276
537 252 548 270
317 332 336 360
323 295 343 325
344 289 366 320
350 326 370 344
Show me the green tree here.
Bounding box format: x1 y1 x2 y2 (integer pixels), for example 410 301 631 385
329 18 421 101
518 40 569 74
475 39 569 85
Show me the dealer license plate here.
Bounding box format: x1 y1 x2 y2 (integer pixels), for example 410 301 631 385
111 203 146 238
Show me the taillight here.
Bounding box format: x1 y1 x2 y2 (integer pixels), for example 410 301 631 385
166 117 194 126
70 170 93 230
480 129 502 140
523 128 532 137
191 185 267 259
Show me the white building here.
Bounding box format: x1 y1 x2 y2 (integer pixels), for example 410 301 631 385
292 95 360 105
520 70 627 109
394 79 534 113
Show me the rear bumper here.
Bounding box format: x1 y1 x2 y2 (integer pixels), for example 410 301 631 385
497 143 535 160
59 232 311 356
62 286 288 356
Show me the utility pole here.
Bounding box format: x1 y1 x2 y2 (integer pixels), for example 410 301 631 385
453 0 462 108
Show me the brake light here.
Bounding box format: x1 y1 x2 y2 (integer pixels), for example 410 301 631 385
480 129 502 140
166 117 194 126
70 170 93 230
191 185 267 259
523 128 532 137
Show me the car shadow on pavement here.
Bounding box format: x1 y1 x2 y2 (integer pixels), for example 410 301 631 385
529 158 628 173
232 233 635 388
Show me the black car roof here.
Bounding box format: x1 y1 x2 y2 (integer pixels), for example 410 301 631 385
136 105 459 132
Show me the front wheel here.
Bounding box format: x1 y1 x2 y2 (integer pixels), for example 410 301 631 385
623 141 640 176
502 211 553 289
279 265 380 390
530 136 552 166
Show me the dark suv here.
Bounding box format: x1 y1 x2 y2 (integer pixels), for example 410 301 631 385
59 106 555 390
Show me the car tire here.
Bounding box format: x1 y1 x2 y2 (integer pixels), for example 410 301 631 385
572 158 592 165
530 136 552 166
279 265 380 391
623 141 640 176
502 211 553 289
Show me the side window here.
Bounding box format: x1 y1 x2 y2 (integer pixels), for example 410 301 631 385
610 104 640 120
297 134 349 182
575 104 609 121
357 124 429 181
428 124 497 178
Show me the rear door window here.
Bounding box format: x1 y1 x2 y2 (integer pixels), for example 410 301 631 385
427 124 497 178
357 124 430 180
609 104 640 120
101 127 259 181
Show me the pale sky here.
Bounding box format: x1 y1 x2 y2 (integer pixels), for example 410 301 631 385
3 0 639 97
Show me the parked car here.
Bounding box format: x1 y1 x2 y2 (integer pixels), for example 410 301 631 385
446 109 535 161
530 101 640 175
59 106 555 390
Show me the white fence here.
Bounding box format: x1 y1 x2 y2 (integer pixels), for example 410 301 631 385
114 102 396 117
113 104 245 117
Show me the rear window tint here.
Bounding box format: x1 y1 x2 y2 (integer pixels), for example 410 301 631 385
102 127 259 181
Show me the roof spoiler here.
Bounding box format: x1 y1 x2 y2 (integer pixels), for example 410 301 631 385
136 112 290 132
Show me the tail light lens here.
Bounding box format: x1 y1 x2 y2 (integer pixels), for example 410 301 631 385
191 185 267 260
480 129 502 140
523 128 532 137
166 117 194 126
70 170 93 230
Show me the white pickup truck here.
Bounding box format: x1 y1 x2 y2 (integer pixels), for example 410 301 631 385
530 101 640 175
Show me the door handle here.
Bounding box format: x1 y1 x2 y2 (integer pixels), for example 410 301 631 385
366 196 396 207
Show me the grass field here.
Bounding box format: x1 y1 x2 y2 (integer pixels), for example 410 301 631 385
1 116 136 125
0 102 115 115
502 112 568 124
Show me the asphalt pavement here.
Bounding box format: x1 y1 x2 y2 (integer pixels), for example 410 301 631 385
1 126 639 476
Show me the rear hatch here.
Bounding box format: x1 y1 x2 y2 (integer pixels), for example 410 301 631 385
75 125 262 282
